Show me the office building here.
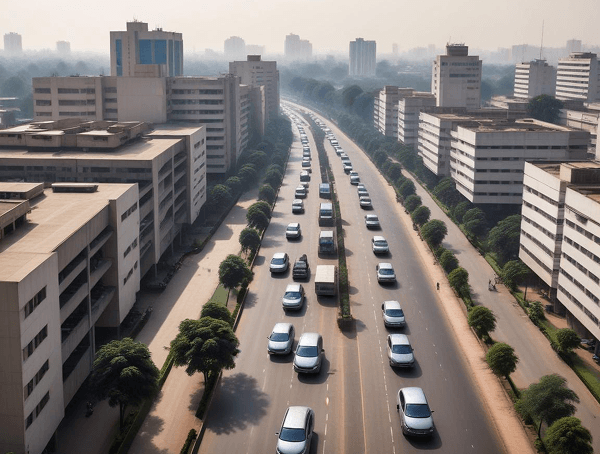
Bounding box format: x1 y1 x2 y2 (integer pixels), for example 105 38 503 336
555 53 600 103
230 55 279 123
224 36 246 61
4 33 22 54
245 44 264 56
559 103 600 156
349 38 376 77
374 86 411 137
519 161 600 347
56 41 70 55
284 34 312 61
514 59 556 99
110 21 183 77
432 44 482 109
566 39 582 55
397 92 436 146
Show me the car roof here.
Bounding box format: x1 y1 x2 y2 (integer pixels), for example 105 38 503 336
273 252 287 259
379 262 393 269
373 236 387 242
360 196 371 200
384 300 402 309
298 332 321 346
366 214 379 219
293 199 303 203
283 406 312 429
389 333 410 345
400 387 428 405
273 322 293 334
285 283 302 292
287 223 300 228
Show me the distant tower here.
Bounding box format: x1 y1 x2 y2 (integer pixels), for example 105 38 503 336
349 38 376 77
56 41 71 55
566 39 582 55
556 52 600 102
285 34 312 61
4 32 22 54
432 44 482 108
224 36 246 61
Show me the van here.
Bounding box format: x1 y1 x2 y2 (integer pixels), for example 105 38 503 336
318 230 336 254
319 183 331 199
318 202 334 226
314 265 337 296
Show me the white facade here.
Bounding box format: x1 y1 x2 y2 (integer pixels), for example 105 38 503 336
418 112 456 176
284 34 312 61
373 87 412 137
3 33 22 54
56 41 70 55
432 44 481 109
349 38 376 77
559 103 600 156
398 93 436 146
555 53 600 103
224 36 246 61
514 59 556 99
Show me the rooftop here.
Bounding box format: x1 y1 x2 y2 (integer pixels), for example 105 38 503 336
532 161 600 203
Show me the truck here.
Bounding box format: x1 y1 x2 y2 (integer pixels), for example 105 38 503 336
318 230 336 255
292 254 310 280
318 202 334 226
315 265 338 296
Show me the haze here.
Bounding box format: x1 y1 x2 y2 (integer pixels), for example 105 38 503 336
2 0 599 54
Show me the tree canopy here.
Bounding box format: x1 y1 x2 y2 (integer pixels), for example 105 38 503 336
528 95 563 124
421 219 448 248
247 201 271 219
439 250 459 274
463 208 487 237
448 267 469 296
502 260 530 291
486 342 519 379
487 215 522 265
239 227 261 254
555 328 580 355
258 184 276 205
468 306 497 338
544 417 593 454
218 254 253 289
404 194 422 213
398 179 416 199
207 185 232 212
201 300 233 326
411 205 431 226
246 209 270 231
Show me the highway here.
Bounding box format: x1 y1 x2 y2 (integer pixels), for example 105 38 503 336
198 107 503 453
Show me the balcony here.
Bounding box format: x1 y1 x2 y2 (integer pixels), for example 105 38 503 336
60 280 88 324
62 341 92 406
90 228 113 257
61 301 90 360
90 285 116 324
90 258 111 289
59 254 87 294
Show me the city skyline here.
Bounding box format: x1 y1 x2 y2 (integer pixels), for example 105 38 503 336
1 0 598 55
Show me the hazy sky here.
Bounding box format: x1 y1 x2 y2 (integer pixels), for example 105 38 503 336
2 0 599 55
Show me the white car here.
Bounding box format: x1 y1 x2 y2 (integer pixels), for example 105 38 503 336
295 186 307 198
286 223 302 239
376 262 396 283
387 334 414 368
365 214 381 229
268 323 295 355
359 196 372 208
372 236 389 254
292 199 304 213
270 252 290 273
397 387 434 437
382 300 405 328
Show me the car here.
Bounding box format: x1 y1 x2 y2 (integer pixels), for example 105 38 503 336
286 223 302 239
292 254 310 280
299 171 310 182
270 252 290 273
276 406 315 454
365 214 381 229
303 152 311 160
349 171 359 177
335 147 343 156
343 163 353 174
301 160 311 170
350 175 360 185
376 262 396 283
295 186 307 198
292 199 304 214
397 387 434 437
372 236 389 254
357 183 366 190
293 332 324 374
299 181 309 190
359 196 372 208
358 188 369 198
387 334 414 368
282 283 305 311
268 323 295 355
382 300 405 327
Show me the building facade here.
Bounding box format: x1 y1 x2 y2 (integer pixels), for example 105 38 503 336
284 34 312 61
224 36 246 61
4 33 22 54
56 41 70 55
397 92 436 146
514 59 556 99
349 38 376 77
555 53 600 103
373 86 412 137
432 44 482 109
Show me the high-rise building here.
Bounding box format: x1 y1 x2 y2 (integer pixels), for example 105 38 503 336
56 41 71 55
284 34 312 61
555 53 600 103
224 36 246 61
514 59 556 99
230 55 279 123
110 21 183 77
566 39 582 55
4 32 22 54
245 44 264 56
432 44 482 109
397 92 436 146
349 38 376 77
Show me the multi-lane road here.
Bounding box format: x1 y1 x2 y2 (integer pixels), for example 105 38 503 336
198 107 503 453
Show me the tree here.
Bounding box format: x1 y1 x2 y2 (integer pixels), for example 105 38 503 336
387 162 403 181
170 318 240 382
237 165 259 188
453 201 472 223
544 417 593 454
468 306 497 338
246 209 269 231
201 300 233 325
207 185 232 212
398 179 416 199
448 267 470 296
421 219 448 248
258 184 276 205
502 260 530 291
404 195 422 213
486 342 519 379
342 85 364 109
89 338 160 430
529 301 545 325
433 177 462 208
463 208 487 237
218 254 253 289
516 374 579 438
439 250 459 274
239 227 261 254
373 149 387 167
411 205 431 226
555 329 580 355
263 168 283 189
487 215 522 266
247 200 271 219
247 151 268 168
528 95 563 124
224 176 242 195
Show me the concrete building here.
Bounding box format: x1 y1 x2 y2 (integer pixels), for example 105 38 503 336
349 38 376 77
514 59 556 99
555 53 600 103
0 181 139 454
284 34 312 61
245 44 264 56
110 21 183 77
56 41 70 55
432 44 482 109
0 120 207 277
566 39 582 55
559 103 600 156
520 161 600 347
373 86 412 137
4 33 22 54
224 36 246 61
230 55 279 124
397 92 436 146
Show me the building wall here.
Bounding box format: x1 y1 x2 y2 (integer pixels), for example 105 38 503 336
349 38 376 77
116 77 167 123
432 45 481 109
398 95 436 146
417 112 453 176
556 53 600 103
33 77 104 121
514 60 556 99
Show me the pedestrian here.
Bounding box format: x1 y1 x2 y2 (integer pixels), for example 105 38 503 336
436 282 440 290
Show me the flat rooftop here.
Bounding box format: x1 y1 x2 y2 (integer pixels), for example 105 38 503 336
149 124 205 137
532 161 600 203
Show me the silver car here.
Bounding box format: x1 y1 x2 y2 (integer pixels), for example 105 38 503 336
268 323 295 355
276 406 315 454
387 334 414 368
282 283 305 311
397 387 434 437
372 236 389 254
381 300 405 328
294 332 324 374
376 262 396 283
359 196 372 209
365 214 380 229
286 223 302 239
270 253 290 273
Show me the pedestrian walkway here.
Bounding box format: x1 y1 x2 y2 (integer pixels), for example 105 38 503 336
55 189 258 454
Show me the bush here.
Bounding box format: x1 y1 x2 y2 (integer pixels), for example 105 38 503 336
258 184 276 205
486 342 518 379
404 194 422 213
439 250 459 274
421 219 448 248
468 305 497 337
412 205 431 226
529 301 545 325
398 180 416 199
180 429 198 454
448 267 469 295
555 328 580 355
224 176 242 195
263 168 283 188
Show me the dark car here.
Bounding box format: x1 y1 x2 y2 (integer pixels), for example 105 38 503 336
292 254 310 280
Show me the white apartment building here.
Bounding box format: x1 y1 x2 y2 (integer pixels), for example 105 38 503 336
373 86 413 137
110 21 183 78
230 55 279 124
398 93 436 146
555 53 600 103
432 44 482 109
559 103 600 157
4 32 22 54
284 34 312 61
0 181 139 454
520 161 600 346
514 59 556 99
349 38 376 77
224 36 246 61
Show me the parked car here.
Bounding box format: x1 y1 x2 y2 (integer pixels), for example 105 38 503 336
365 214 381 229
382 300 405 327
270 252 290 273
282 283 305 311
276 406 315 454
295 186 307 198
286 223 302 239
268 323 295 355
358 188 369 198
372 236 389 254
376 262 396 283
343 163 353 174
397 387 434 437
359 196 372 209
292 254 310 280
294 332 324 374
292 199 304 214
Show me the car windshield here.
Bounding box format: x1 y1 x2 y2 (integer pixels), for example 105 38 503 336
367 216 378 222
386 309 404 317
392 344 412 354
270 332 290 342
288 226 299 231
374 241 387 247
272 258 286 265
279 427 306 442
296 345 318 357
380 268 394 275
405 403 431 418
295 263 307 269
284 291 302 299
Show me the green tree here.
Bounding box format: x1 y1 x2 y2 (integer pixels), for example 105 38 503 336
404 195 422 213
433 177 462 208
486 342 519 379
468 306 497 338
529 301 545 325
487 215 522 265
239 227 261 254
387 162 403 181
237 165 259 188
207 185 232 212
218 254 253 289
544 417 593 454
247 201 271 219
170 318 240 382
439 250 459 274
89 338 160 430
247 150 268 168
373 149 387 167
398 179 416 199
528 95 564 124
411 205 431 226
342 85 364 109
201 300 233 325
224 176 242 195
453 201 472 223
555 329 580 355
246 209 270 231
258 184 276 205
502 260 530 291
421 219 448 248
516 374 579 438
263 168 283 189
463 208 487 237
448 267 469 296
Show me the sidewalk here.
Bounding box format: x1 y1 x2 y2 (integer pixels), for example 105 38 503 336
55 189 258 454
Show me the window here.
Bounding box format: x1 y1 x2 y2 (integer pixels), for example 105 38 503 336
23 326 48 362
24 287 46 319
57 88 80 94
24 360 49 400
35 100 51 106
34 87 51 94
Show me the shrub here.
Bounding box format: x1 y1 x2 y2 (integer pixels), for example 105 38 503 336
258 184 276 205
404 194 422 213
412 205 431 226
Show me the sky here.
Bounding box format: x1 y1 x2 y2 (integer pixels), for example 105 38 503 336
2 0 599 55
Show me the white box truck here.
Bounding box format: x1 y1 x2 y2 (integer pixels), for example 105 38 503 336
315 265 338 296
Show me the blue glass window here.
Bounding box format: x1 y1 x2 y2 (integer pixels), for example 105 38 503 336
115 39 122 76
139 39 152 64
174 41 182 76
168 40 174 77
155 40 167 64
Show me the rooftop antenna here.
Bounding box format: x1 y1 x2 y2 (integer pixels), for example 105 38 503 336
539 20 544 60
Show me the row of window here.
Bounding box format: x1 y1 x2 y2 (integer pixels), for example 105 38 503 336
58 111 96 117
25 391 50 429
521 228 554 258
565 219 600 246
121 203 138 223
23 287 47 319
523 200 559 225
24 360 49 401
171 99 223 105
171 89 223 95
558 283 600 327
522 215 557 241
23 326 48 362
521 244 553 275
171 110 224 115
563 235 600 265
124 238 138 258
562 251 600 286
560 267 600 308
123 261 138 285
